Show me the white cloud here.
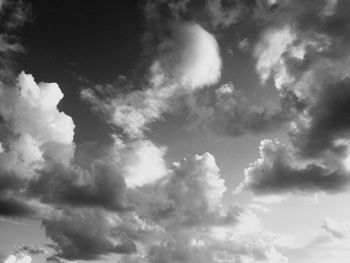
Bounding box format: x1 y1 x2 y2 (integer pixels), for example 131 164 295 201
163 153 226 218
119 139 167 188
0 72 75 177
248 203 271 213
254 26 295 88
150 22 221 89
3 254 31 263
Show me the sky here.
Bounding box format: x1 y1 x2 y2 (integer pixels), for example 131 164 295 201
1 0 350 262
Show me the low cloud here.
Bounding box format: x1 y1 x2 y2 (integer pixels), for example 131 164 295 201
238 139 350 195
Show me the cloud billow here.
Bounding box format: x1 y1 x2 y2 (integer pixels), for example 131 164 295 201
238 139 350 195
239 0 350 197
8 1 350 262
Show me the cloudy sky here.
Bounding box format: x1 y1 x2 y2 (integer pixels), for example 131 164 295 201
1 0 350 262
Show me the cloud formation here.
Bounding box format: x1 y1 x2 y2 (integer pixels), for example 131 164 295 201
42 208 139 260
186 82 287 136
239 0 350 198
6 1 350 262
0 72 75 217
82 21 221 138
238 139 350 195
253 0 350 157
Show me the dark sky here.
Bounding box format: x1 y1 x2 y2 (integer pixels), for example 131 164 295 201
16 0 145 144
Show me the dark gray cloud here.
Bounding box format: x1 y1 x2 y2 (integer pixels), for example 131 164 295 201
253 0 350 158
291 78 350 158
30 161 128 212
0 196 37 217
0 172 37 217
0 0 31 30
42 208 137 260
0 72 76 217
238 0 350 198
239 139 350 195
16 245 47 256
0 0 30 79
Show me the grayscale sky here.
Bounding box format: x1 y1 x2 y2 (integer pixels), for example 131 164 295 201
1 0 350 263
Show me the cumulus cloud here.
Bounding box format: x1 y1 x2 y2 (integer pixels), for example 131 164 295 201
42 208 139 260
252 0 350 157
0 72 75 217
238 0 350 198
254 25 296 88
120 139 167 188
30 161 128 212
156 153 229 227
118 153 288 263
1 2 330 262
238 139 350 195
82 21 221 138
28 137 167 213
126 152 234 229
139 205 287 263
0 71 171 259
0 72 75 173
149 22 221 89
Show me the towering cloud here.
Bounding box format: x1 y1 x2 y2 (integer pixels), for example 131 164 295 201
0 73 75 174
121 153 287 263
0 72 75 217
